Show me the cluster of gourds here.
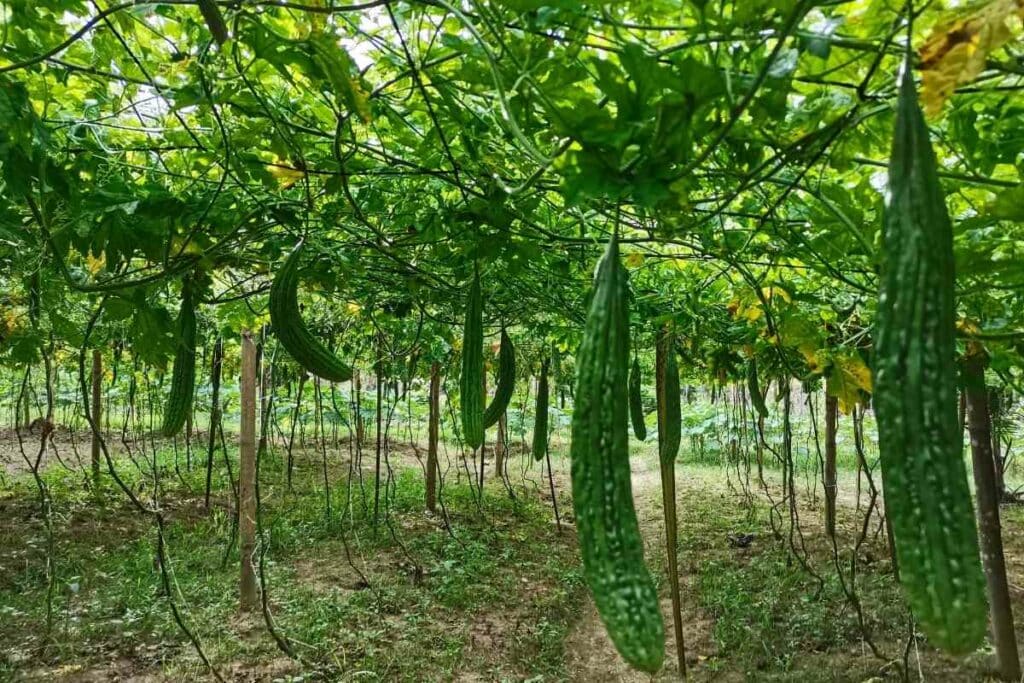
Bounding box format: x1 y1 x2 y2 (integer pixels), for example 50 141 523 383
157 56 987 673
459 269 517 450
561 55 988 672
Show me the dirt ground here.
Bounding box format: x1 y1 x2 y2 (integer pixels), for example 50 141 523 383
4 431 1024 681
560 456 1023 682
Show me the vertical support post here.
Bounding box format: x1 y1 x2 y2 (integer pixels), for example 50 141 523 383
91 349 102 485
239 330 258 611
964 348 1020 681
426 361 440 513
824 384 838 538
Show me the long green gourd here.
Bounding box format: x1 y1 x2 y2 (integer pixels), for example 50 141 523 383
628 357 647 440
570 235 664 673
270 244 353 383
747 359 768 419
483 329 515 429
657 330 681 465
162 281 197 437
874 58 987 655
532 358 549 461
460 270 484 450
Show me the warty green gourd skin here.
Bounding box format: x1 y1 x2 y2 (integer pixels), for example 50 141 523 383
270 245 353 383
161 281 197 437
873 60 987 655
570 235 665 673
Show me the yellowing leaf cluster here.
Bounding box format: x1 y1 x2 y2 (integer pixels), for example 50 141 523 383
920 0 1024 116
625 252 645 269
827 352 872 413
727 286 792 323
267 161 306 188
86 251 106 275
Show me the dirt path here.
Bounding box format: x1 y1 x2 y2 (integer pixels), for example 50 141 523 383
564 457 719 682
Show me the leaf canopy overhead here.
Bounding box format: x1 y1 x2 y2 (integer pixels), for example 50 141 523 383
1 0 1024 391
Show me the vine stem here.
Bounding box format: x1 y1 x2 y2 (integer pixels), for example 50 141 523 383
77 298 225 682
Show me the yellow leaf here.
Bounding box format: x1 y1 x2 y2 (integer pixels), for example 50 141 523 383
86 251 106 275
728 296 764 322
828 351 873 413
920 0 1024 116
957 317 982 335
625 252 645 269
742 305 764 322
762 285 791 303
799 344 825 374
347 302 362 315
267 162 305 189
170 237 204 257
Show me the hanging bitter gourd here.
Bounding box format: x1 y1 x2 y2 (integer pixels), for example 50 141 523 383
747 359 768 419
874 59 987 655
656 328 681 465
162 280 197 437
570 235 664 673
628 357 647 441
532 358 549 461
460 270 484 450
483 329 515 429
270 244 353 383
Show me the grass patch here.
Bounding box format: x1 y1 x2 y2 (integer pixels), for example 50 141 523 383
0 444 584 681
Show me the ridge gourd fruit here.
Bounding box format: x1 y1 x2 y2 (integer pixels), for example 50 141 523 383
162 281 197 437
483 329 515 429
570 235 664 673
629 357 647 440
270 244 353 383
460 270 484 450
532 358 549 461
874 59 987 655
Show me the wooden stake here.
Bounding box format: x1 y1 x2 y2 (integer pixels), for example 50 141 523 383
964 348 1020 681
824 384 838 538
239 330 258 611
426 361 440 513
91 349 102 485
